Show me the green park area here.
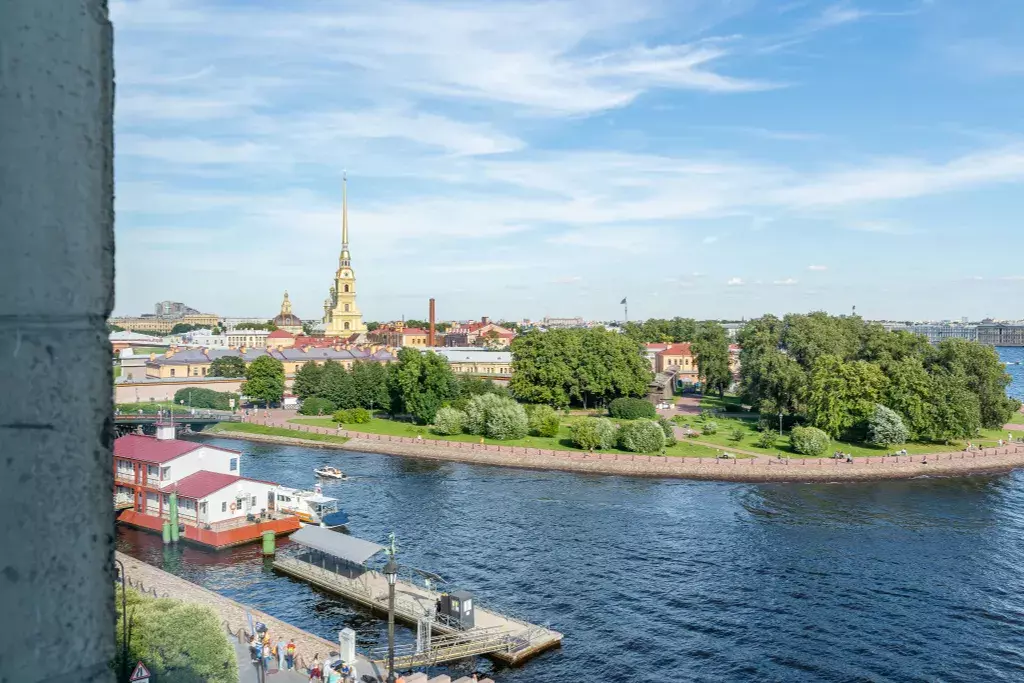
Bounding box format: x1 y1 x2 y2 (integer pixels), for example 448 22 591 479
287 414 725 458
208 421 350 445
223 314 1019 460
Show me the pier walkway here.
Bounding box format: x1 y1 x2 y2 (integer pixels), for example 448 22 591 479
272 529 562 667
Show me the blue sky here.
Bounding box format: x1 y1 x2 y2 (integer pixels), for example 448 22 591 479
111 0 1024 322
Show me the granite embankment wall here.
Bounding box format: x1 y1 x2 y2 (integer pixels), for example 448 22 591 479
207 418 1024 483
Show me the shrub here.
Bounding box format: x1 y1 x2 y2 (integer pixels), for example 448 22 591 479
657 416 677 446
729 425 745 443
569 417 619 450
608 397 657 420
465 393 529 440
173 388 238 411
432 407 466 435
299 396 335 416
528 405 561 437
702 420 718 435
332 407 372 424
756 430 777 449
791 426 830 455
867 404 909 448
618 419 666 453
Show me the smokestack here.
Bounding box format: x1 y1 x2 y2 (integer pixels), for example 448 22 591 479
429 298 436 347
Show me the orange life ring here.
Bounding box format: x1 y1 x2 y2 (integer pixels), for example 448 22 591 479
230 502 237 512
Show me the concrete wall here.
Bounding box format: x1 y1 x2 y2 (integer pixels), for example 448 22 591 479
0 1 116 681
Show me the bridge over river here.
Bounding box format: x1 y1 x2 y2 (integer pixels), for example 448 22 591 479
114 413 238 436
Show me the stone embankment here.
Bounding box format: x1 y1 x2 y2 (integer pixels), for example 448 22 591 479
203 414 1024 483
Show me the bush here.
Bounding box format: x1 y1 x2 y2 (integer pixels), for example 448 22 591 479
756 430 777 449
569 417 619 450
299 396 335 416
116 586 236 683
465 393 529 440
528 405 561 437
702 420 718 435
173 388 238 411
791 426 830 455
657 416 677 446
867 404 909 448
618 419 666 453
608 397 657 420
332 408 371 424
729 425 745 443
432 407 466 435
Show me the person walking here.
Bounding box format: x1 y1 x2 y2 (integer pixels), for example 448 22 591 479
285 639 296 670
309 654 321 683
277 637 286 671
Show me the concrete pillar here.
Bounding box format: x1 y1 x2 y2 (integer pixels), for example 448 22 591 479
0 1 115 681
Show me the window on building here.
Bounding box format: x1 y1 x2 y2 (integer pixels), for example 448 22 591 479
160 467 170 480
170 368 175 377
229 457 238 472
251 496 257 507
222 501 227 512
344 284 349 292
344 304 349 312
192 368 198 376
344 322 350 330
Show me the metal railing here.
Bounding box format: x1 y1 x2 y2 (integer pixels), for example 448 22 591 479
370 627 517 667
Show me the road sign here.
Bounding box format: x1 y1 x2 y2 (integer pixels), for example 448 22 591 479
129 661 151 682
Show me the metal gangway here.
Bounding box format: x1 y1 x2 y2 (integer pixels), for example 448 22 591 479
370 624 531 668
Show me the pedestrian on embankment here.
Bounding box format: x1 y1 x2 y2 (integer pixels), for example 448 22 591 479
277 637 286 670
309 654 321 683
285 639 296 670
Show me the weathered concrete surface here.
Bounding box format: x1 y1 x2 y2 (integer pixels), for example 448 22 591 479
0 1 115 681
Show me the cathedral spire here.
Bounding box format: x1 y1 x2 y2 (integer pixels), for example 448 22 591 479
339 172 351 267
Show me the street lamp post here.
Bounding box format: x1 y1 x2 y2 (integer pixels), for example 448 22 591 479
114 558 128 683
778 411 783 437
384 556 399 683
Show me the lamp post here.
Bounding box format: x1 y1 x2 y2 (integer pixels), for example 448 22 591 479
114 558 128 683
384 556 399 683
778 411 783 437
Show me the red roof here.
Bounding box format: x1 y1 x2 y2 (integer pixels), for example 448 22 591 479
171 471 278 499
402 328 428 335
114 434 202 464
268 329 295 339
657 343 693 357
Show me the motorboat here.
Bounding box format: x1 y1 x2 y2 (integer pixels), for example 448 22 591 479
314 466 347 480
274 483 349 527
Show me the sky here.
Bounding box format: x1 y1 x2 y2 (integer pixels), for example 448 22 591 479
111 0 1024 323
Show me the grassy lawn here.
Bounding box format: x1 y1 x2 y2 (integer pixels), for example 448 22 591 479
698 394 750 413
128 346 169 355
208 422 349 445
289 416 725 458
678 416 1013 458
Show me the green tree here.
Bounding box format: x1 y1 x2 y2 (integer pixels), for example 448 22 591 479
432 407 466 435
882 357 934 439
931 338 1020 429
115 586 236 683
388 348 458 423
692 322 732 397
293 361 325 400
527 405 561 437
464 393 528 439
349 360 390 410
207 356 247 378
172 388 237 410
299 396 335 415
618 419 666 453
791 426 830 455
108 323 125 332
755 430 777 449
608 397 657 420
806 355 887 438
241 355 285 406
569 417 618 450
320 360 357 409
170 323 200 334
923 371 982 442
366 321 381 331
866 404 909 447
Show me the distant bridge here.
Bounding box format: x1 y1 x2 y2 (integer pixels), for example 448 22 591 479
114 414 239 436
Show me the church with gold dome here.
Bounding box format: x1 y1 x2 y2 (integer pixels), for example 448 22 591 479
271 291 304 334
321 175 367 337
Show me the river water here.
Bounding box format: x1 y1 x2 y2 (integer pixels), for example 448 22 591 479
117 348 1024 682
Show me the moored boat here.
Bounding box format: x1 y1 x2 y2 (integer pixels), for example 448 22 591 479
274 483 349 527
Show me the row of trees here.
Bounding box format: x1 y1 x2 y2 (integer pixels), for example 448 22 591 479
509 328 652 409
738 313 1020 442
293 358 390 412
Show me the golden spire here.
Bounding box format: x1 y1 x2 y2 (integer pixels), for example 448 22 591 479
342 171 349 250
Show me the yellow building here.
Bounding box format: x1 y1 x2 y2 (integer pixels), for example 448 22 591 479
368 322 430 348
322 175 367 336
271 291 304 334
111 312 219 333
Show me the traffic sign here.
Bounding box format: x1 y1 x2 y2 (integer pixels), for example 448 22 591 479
129 661 151 682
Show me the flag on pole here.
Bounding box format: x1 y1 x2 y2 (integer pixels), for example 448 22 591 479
620 298 627 305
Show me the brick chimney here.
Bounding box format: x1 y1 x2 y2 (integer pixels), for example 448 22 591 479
481 316 490 326
428 298 436 347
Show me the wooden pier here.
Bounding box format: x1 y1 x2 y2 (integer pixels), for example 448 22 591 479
273 552 562 666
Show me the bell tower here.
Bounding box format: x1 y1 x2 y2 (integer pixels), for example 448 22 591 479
323 173 367 336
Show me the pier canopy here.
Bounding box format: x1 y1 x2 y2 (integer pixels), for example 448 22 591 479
290 526 384 565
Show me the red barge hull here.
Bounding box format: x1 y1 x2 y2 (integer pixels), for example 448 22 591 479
117 510 301 549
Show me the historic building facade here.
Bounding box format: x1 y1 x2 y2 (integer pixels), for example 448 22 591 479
322 176 367 336
271 291 304 335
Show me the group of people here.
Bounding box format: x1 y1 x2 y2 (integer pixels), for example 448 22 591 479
306 653 357 683
831 451 854 462
248 625 297 673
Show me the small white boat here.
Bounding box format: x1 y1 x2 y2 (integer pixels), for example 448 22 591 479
314 466 347 479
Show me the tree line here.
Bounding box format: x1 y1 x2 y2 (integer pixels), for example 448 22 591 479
737 312 1020 442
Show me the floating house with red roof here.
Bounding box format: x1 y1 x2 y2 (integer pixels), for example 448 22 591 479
114 423 300 548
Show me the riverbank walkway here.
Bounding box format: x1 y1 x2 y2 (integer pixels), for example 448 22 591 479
216 411 1024 483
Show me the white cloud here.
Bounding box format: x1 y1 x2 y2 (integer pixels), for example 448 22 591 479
773 278 799 286
727 277 745 286
807 265 828 271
